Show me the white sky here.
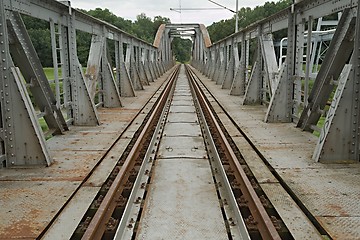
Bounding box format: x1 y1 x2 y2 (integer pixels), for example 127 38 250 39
70 0 273 26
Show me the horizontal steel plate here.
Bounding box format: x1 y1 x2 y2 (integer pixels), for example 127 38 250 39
171 99 194 106
163 122 202 137
318 216 360 239
167 112 198 123
173 92 192 97
171 95 195 101
137 159 228 240
261 183 322 239
157 136 207 159
169 105 196 113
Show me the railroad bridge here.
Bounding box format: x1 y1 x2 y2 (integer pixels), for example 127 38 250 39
1 0 360 239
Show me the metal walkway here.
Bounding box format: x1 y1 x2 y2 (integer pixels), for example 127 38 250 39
0 70 174 239
135 66 228 239
191 66 360 239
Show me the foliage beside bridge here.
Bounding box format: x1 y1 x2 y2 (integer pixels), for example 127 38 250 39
207 0 292 43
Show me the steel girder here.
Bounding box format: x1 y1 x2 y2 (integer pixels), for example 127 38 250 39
0 2 51 166
85 35 122 108
297 9 356 131
192 0 360 162
0 0 170 167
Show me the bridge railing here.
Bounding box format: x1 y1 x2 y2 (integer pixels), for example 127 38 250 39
0 0 174 167
193 0 360 163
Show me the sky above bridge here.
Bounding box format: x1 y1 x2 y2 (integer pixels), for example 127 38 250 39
71 0 271 26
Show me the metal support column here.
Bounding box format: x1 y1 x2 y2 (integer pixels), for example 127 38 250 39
297 9 355 131
0 3 51 166
117 36 135 97
66 12 99 125
231 35 247 96
244 26 263 105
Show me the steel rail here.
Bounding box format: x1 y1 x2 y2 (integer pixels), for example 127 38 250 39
185 65 281 240
81 65 180 240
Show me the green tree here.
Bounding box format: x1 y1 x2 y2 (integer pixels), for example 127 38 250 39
207 0 292 42
22 15 53 67
86 8 133 33
172 37 192 63
132 13 155 43
153 16 171 36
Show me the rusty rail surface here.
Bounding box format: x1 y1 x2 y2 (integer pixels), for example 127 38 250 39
185 65 282 240
78 65 180 240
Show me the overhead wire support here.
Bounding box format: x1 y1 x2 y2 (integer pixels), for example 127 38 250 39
208 0 236 13
170 7 225 11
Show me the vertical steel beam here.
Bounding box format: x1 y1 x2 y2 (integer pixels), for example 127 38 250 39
260 33 278 96
7 12 68 134
117 37 135 97
244 26 263 104
304 16 313 107
0 2 51 166
85 35 103 100
265 8 297 122
60 20 72 121
297 9 355 131
66 12 99 125
137 46 149 86
352 1 360 161
129 40 143 90
210 47 219 81
148 49 157 81
216 45 227 85
101 35 122 107
293 19 305 116
222 40 235 89
313 64 354 162
231 36 247 96
49 19 61 108
315 3 360 162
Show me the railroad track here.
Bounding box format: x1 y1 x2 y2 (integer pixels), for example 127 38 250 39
70 64 294 240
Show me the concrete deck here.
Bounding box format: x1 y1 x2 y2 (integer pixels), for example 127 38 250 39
193 68 360 240
0 68 174 239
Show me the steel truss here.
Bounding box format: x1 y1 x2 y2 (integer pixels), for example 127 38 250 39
195 0 360 163
0 0 174 167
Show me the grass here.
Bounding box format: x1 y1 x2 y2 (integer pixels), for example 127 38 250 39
38 68 60 138
313 116 325 137
43 67 58 80
38 117 49 132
